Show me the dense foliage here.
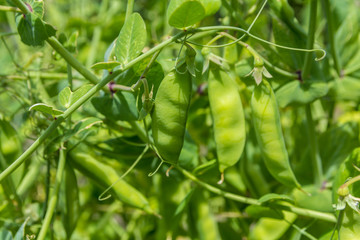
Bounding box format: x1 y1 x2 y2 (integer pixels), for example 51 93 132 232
0 0 360 239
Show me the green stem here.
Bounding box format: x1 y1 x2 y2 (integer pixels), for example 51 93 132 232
0 5 21 12
305 105 323 186
322 0 342 76
11 0 29 14
0 72 85 81
125 0 134 21
37 146 67 240
0 31 186 184
302 0 317 80
175 165 336 223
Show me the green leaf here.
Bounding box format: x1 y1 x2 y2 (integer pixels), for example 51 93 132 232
258 193 294 204
245 205 284 219
167 0 206 29
275 81 329 108
198 0 221 16
115 13 146 66
329 76 360 102
15 11 56 46
29 103 63 116
59 84 92 108
185 44 197 76
0 229 12 240
14 217 30 240
64 117 102 141
91 92 139 121
91 61 121 71
292 186 333 212
272 16 305 70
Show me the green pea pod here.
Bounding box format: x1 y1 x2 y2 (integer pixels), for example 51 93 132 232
151 69 192 165
208 67 246 174
189 189 221 240
251 79 301 188
70 151 154 214
62 162 80 239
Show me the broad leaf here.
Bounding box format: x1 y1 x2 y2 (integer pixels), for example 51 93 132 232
91 92 138 121
329 76 360 102
275 80 328 108
64 117 102 141
198 0 221 16
29 103 63 116
167 0 205 29
115 13 146 66
15 1 56 46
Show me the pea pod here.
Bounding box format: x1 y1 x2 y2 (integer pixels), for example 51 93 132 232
61 162 80 239
189 189 221 240
208 67 246 174
70 151 154 214
151 69 192 165
251 79 301 188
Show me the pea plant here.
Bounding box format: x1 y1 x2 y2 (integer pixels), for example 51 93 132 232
0 0 360 239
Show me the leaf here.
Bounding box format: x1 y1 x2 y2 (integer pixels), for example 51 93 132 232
198 0 221 16
167 0 206 29
59 84 92 108
91 61 121 71
15 2 56 47
91 92 139 121
64 117 102 141
0 229 13 240
173 189 195 219
275 80 329 108
29 103 63 116
14 217 30 240
272 15 305 70
258 193 294 204
292 186 333 212
185 44 197 76
329 76 360 102
245 205 284 219
115 13 146 66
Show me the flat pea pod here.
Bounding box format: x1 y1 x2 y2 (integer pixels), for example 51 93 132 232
251 79 301 188
70 151 155 214
208 67 246 174
151 69 192 165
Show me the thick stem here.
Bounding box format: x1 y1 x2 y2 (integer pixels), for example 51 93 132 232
302 0 317 80
37 147 67 240
175 166 336 223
